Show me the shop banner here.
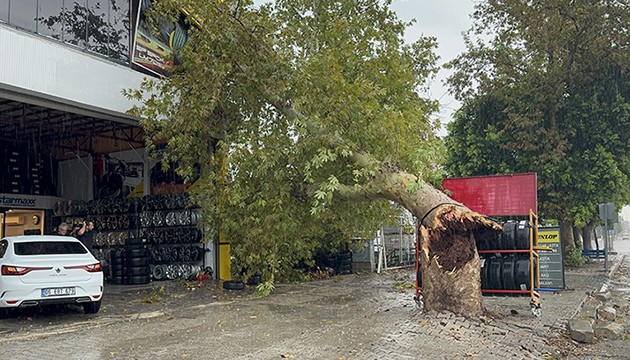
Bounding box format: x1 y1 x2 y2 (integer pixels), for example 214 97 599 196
0 194 63 210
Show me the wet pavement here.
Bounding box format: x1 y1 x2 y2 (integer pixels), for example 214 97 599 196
0 240 628 359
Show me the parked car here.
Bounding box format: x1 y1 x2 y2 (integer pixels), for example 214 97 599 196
0 235 103 314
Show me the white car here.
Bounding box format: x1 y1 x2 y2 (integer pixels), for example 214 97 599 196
0 235 103 314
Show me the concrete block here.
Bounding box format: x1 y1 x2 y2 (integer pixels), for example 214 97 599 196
597 306 616 321
594 291 612 302
594 321 624 340
569 319 595 344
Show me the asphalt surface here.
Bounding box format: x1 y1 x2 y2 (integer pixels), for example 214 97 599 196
0 240 628 359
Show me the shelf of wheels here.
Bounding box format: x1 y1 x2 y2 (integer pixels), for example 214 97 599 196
54 195 206 284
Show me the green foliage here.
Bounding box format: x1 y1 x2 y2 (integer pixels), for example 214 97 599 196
255 281 275 297
141 285 165 303
446 0 630 225
563 247 587 267
127 0 440 284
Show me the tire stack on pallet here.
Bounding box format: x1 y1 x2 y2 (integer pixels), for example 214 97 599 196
478 220 536 295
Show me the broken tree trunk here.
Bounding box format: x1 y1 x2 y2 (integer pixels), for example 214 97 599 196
336 166 501 317
419 205 499 316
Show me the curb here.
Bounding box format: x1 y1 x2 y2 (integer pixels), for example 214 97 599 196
599 254 626 293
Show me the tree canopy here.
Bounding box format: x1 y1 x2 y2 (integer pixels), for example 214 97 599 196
446 0 630 237
127 0 446 282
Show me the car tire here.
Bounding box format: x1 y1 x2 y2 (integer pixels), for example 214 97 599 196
125 257 150 267
83 300 101 314
223 280 244 290
126 266 150 276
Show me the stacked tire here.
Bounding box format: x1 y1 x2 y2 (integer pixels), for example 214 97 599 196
336 250 352 275
109 239 151 285
479 220 535 296
480 254 535 295
315 250 353 275
123 239 151 285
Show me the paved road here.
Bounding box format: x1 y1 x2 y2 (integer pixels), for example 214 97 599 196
0 240 628 359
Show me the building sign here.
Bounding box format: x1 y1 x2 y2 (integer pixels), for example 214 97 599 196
0 194 63 210
537 227 565 289
132 0 190 76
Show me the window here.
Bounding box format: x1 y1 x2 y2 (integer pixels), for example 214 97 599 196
37 0 64 40
0 240 7 258
87 0 109 56
14 241 87 255
2 0 131 64
9 0 37 32
109 0 129 61
0 0 9 23
63 0 87 47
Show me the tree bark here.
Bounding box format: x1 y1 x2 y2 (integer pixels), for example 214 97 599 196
582 221 595 250
572 225 583 249
559 219 574 250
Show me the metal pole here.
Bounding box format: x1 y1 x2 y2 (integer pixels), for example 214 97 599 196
604 220 609 271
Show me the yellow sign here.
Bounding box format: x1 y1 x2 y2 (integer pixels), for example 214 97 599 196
538 229 560 243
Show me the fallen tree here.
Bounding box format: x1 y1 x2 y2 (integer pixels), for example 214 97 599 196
128 0 500 317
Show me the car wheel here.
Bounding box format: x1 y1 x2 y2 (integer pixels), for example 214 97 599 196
83 300 101 314
223 280 244 290
0 307 9 319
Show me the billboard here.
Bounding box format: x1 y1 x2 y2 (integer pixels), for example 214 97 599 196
442 173 537 216
132 0 190 76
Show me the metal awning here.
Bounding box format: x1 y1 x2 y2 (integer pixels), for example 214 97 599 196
0 98 144 160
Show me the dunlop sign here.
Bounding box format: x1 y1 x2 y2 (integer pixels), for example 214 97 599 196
537 227 565 289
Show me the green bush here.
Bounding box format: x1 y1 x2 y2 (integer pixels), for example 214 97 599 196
564 246 587 267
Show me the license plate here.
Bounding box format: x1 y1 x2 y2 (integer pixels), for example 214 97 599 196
41 287 76 297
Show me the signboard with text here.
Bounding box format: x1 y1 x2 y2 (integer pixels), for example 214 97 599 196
537 227 565 289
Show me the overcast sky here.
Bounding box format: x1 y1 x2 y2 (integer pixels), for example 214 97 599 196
390 0 475 134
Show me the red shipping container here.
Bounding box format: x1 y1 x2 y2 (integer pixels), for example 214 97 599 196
442 173 537 216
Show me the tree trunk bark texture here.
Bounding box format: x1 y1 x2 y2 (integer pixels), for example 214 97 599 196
582 222 595 250
559 220 574 250
335 166 501 317
419 205 498 317
573 225 583 248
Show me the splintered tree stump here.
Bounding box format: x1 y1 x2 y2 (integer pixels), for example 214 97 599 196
419 205 501 317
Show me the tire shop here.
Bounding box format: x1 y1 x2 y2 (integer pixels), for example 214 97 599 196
0 0 220 287
0 98 214 286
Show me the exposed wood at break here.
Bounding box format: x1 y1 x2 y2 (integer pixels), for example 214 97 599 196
420 205 501 317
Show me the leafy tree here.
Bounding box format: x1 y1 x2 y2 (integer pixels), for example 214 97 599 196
126 0 499 316
446 0 630 250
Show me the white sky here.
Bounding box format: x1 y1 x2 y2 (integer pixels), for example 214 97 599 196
390 0 475 135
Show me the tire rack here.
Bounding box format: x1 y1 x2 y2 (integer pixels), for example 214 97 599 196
53 195 207 283
476 210 551 316
414 210 552 316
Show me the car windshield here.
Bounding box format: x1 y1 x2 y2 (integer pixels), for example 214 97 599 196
13 241 87 256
